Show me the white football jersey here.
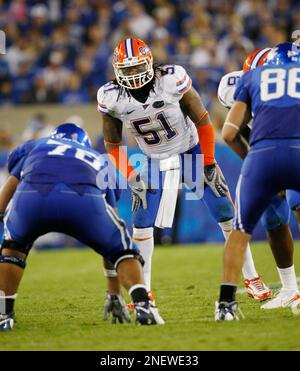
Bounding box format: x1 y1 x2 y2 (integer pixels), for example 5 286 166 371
218 70 254 129
217 70 243 109
97 65 198 159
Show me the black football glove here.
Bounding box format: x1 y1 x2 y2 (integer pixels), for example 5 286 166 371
204 164 229 198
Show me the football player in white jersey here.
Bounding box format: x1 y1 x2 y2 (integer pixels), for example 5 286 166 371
97 38 270 306
218 48 300 309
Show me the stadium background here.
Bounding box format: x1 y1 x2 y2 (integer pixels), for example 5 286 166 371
0 0 300 246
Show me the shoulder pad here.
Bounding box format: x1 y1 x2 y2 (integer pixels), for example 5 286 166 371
218 70 243 108
97 81 119 114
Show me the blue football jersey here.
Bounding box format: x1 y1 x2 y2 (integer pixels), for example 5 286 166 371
8 137 111 194
234 62 300 145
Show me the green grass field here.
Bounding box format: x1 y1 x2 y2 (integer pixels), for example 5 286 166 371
1 242 300 351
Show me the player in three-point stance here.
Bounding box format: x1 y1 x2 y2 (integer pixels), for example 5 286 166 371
0 123 164 331
97 37 270 304
215 43 300 320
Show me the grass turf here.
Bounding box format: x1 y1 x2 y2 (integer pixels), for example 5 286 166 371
1 242 300 351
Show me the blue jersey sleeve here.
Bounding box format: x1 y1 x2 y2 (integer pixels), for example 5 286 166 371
233 73 251 105
8 140 37 179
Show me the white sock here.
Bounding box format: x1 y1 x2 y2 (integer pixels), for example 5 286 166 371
242 244 258 280
218 220 258 280
277 265 298 291
133 227 154 292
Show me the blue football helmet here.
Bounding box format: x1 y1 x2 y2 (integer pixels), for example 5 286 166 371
264 42 300 66
50 123 92 148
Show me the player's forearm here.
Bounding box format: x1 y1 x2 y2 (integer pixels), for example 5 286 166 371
222 101 250 159
196 120 216 166
223 132 249 159
0 176 19 216
105 141 136 180
180 87 216 165
102 113 136 180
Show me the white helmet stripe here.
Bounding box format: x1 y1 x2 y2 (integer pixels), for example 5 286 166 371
251 48 271 69
126 38 133 58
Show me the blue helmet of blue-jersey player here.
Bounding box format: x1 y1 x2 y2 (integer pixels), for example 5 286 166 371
264 42 300 66
51 123 92 148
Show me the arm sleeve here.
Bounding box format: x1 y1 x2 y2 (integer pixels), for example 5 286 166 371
7 140 35 179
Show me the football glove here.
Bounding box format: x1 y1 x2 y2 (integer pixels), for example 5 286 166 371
128 174 154 212
103 292 131 324
204 164 229 198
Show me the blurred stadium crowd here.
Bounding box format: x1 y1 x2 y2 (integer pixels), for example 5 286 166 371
1 0 300 246
0 0 299 108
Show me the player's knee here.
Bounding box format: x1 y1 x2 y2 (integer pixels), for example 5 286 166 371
112 250 145 271
1 239 31 256
286 190 300 211
0 241 27 270
205 194 235 223
287 198 300 211
133 227 154 241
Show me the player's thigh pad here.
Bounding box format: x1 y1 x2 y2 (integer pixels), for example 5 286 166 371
65 192 140 265
132 157 163 228
261 195 290 230
182 144 234 223
234 150 277 234
202 186 235 223
3 185 52 248
286 189 300 211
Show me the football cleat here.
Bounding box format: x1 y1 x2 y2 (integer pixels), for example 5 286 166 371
127 291 155 310
215 301 239 321
148 290 155 304
261 289 299 309
289 295 300 315
244 276 272 302
135 302 165 325
103 292 131 324
0 312 14 332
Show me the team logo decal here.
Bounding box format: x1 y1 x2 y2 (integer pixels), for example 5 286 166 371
139 46 149 56
153 101 164 108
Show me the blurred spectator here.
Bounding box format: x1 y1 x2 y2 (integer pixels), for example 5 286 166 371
22 113 54 141
128 1 155 39
0 0 295 108
59 71 89 105
12 60 33 104
0 78 13 106
5 36 30 75
0 128 13 189
27 75 58 104
41 50 71 94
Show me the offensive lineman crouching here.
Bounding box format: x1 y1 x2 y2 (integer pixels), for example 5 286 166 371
0 123 164 331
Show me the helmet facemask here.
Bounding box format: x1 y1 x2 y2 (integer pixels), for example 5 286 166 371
113 58 154 89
